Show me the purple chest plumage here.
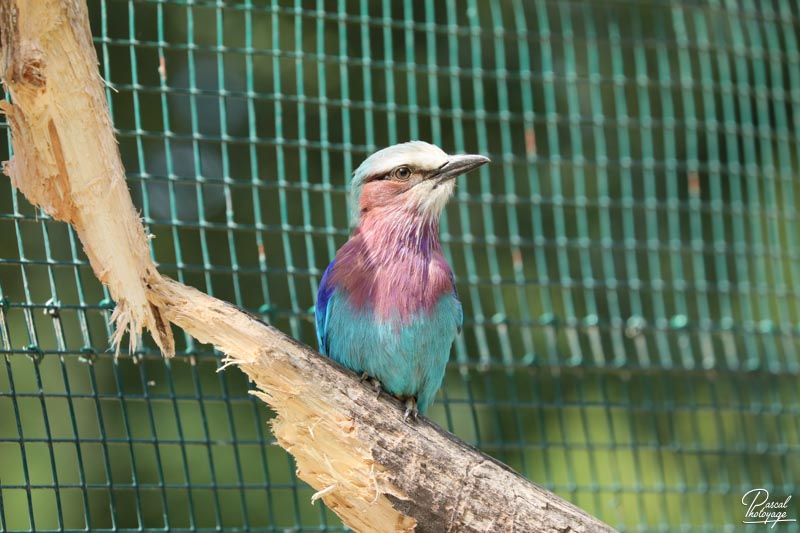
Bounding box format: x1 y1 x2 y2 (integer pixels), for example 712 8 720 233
328 208 455 322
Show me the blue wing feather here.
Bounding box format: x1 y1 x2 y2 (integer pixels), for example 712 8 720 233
450 269 463 334
315 260 336 354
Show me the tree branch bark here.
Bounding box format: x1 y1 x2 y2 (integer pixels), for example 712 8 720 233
0 0 174 357
0 1 617 532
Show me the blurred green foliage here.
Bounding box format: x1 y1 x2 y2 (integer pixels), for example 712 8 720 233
1 0 799 531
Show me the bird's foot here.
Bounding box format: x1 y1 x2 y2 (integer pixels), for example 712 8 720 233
359 372 383 399
372 380 383 399
403 397 419 423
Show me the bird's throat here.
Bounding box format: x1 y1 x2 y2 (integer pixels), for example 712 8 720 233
367 208 444 260
331 209 453 322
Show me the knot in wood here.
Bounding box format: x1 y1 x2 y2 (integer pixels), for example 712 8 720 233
20 54 45 86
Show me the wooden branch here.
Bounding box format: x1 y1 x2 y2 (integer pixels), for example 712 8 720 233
150 278 617 533
0 0 173 357
0 1 618 532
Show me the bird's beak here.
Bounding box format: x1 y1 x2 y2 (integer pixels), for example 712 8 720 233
431 154 490 185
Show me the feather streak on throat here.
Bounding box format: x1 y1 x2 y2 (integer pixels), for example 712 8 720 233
327 206 454 323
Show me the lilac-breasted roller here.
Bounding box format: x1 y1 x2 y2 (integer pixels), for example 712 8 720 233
315 141 489 420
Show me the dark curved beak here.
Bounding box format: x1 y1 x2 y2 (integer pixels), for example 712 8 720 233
431 154 490 184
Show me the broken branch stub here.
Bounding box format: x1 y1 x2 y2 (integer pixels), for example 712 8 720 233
0 0 173 356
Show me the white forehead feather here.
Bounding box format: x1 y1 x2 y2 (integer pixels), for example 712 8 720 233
349 141 450 226
353 141 449 183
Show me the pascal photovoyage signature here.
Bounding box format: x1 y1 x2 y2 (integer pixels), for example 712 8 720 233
742 488 797 528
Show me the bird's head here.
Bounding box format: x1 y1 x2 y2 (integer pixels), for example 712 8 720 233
349 141 490 228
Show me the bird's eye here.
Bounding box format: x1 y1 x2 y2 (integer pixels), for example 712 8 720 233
393 166 412 181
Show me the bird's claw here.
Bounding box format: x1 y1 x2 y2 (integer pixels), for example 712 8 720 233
403 397 419 423
360 372 383 399
361 374 416 419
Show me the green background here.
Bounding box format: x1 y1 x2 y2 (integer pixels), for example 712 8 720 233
1 1 799 531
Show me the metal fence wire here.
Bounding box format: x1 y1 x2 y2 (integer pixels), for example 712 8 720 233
1 0 799 531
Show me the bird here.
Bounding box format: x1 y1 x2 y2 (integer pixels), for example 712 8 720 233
315 141 489 420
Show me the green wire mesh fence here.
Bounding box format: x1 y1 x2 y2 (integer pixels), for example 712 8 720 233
1 0 799 531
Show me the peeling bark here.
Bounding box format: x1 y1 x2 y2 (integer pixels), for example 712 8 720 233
0 0 173 356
